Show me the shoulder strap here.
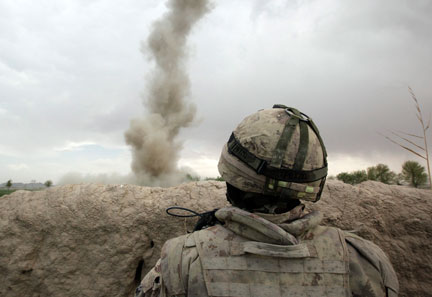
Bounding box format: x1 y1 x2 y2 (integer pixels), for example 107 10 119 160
160 235 189 296
344 233 399 295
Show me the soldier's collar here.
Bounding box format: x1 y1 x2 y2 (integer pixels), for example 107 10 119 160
253 204 305 225
278 211 323 237
215 207 299 245
255 205 322 237
215 206 322 244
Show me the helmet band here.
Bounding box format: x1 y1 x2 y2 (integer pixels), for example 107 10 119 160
227 133 328 183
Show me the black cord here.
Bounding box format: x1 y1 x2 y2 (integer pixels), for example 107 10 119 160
165 206 222 231
166 206 202 218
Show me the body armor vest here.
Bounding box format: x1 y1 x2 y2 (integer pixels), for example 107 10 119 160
192 224 350 297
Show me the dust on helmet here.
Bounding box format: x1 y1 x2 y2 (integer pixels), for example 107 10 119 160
218 104 328 202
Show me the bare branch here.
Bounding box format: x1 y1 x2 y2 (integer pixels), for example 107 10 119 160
426 113 431 131
396 130 423 139
416 113 423 125
384 135 427 160
405 87 431 189
390 130 425 151
409 87 425 125
408 86 419 104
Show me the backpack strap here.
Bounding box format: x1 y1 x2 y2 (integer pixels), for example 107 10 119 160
160 235 189 296
344 233 399 296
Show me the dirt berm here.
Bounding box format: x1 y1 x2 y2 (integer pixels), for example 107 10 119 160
0 180 430 297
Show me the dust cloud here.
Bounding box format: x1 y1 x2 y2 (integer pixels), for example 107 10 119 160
58 0 211 186
124 0 212 186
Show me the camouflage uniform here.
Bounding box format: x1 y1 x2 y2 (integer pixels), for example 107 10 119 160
135 206 398 297
135 106 399 297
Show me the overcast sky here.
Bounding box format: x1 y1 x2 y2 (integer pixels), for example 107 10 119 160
1 0 431 184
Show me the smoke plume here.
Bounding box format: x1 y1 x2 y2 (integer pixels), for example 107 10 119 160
124 0 211 186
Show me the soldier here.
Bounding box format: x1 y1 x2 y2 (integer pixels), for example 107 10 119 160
136 105 399 297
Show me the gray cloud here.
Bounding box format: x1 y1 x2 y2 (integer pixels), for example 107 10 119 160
0 0 431 183
187 0 432 158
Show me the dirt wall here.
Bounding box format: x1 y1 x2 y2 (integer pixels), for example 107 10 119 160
0 180 430 297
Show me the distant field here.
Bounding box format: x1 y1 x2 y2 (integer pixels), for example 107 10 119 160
0 189 16 197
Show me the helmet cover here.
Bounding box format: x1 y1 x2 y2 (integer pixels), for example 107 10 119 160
218 105 327 202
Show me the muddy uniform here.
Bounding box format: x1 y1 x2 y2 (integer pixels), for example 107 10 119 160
135 206 398 297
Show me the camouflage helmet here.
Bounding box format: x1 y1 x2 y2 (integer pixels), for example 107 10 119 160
218 105 328 202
